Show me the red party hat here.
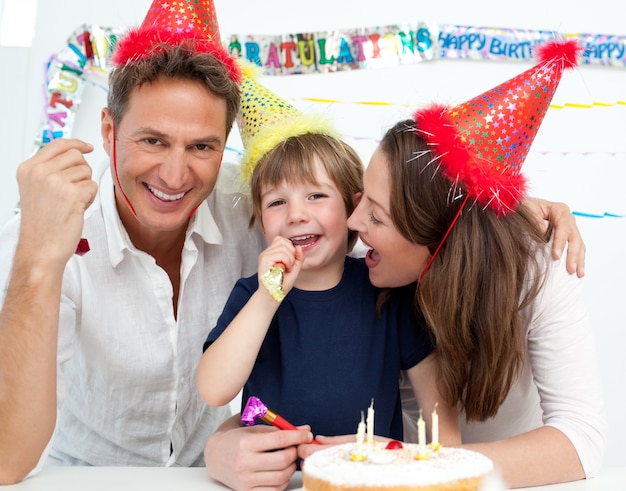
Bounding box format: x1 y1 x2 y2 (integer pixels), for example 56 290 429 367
414 39 581 215
142 0 223 44
111 0 240 82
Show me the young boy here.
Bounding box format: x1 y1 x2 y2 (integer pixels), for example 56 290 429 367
196 74 459 444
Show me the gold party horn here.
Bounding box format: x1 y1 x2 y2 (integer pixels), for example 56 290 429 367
259 262 286 302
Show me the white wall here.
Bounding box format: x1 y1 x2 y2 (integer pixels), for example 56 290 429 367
1 0 624 468
0 46 29 221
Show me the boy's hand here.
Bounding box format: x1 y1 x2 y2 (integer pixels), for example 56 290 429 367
258 236 304 298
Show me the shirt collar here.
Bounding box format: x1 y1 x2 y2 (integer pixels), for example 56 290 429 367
99 168 224 267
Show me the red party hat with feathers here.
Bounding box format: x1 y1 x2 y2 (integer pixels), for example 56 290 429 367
414 39 581 216
111 0 240 83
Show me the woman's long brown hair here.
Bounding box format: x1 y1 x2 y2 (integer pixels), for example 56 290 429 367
381 120 550 421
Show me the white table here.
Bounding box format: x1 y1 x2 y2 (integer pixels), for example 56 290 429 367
3 467 237 491
3 466 625 490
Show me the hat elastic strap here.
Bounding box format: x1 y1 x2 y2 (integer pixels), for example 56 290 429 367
418 193 470 283
112 122 137 217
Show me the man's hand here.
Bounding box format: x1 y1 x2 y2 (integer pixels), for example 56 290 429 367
525 198 586 277
297 433 356 460
204 421 313 491
16 139 97 265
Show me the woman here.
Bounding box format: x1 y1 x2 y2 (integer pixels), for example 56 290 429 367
344 40 606 488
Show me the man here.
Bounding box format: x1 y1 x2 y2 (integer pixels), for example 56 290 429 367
0 0 278 483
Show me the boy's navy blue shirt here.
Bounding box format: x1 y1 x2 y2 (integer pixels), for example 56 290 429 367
204 256 432 440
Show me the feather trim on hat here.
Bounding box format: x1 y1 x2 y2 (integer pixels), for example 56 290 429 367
535 38 582 69
414 104 527 215
111 26 241 83
236 60 341 183
240 113 340 183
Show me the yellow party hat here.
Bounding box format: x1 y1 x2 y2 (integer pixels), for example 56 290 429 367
237 63 340 182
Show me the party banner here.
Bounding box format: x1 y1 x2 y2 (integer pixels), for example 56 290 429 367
227 21 439 75
438 25 626 67
230 25 626 73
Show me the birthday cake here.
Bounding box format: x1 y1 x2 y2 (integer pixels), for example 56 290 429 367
301 441 494 491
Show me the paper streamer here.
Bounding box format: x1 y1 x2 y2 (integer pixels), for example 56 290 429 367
573 212 625 218
35 24 123 154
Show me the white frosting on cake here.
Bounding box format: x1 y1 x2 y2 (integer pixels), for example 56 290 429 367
302 442 494 488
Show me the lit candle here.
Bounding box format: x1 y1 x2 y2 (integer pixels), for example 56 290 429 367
417 409 426 455
352 411 367 462
366 399 375 444
431 403 439 446
356 411 366 445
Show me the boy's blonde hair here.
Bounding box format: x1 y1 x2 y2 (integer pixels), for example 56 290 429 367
250 133 363 252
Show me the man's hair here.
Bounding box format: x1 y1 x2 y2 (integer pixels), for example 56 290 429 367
107 40 240 138
250 133 364 252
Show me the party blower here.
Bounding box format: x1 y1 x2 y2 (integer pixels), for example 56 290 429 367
241 396 321 444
